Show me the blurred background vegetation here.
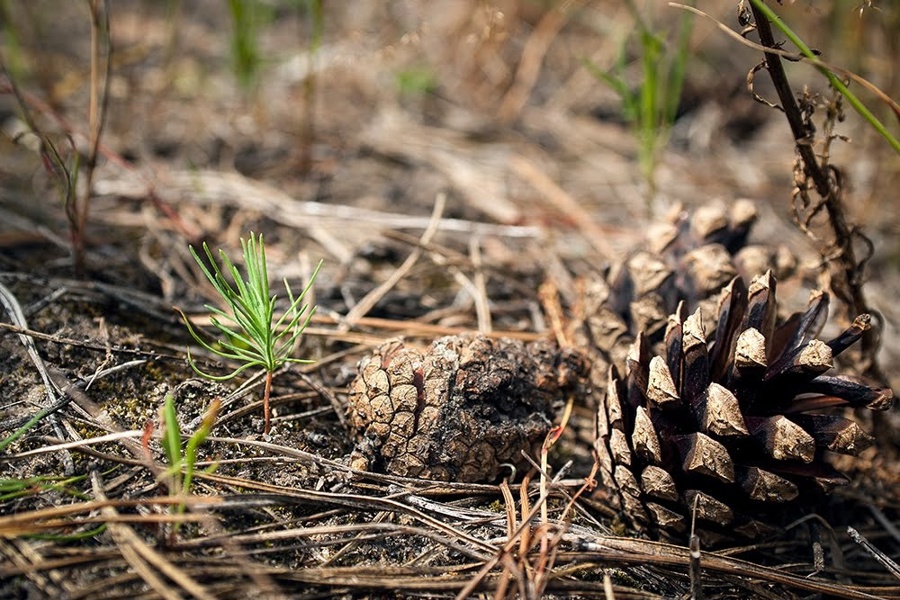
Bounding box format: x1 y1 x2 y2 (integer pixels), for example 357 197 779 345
0 1 897 229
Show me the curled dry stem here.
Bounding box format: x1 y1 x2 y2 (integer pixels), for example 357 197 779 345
746 1 886 385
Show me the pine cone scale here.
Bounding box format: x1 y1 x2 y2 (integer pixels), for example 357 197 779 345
676 432 735 483
739 466 798 502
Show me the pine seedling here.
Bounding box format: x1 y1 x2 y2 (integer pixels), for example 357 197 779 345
180 232 322 434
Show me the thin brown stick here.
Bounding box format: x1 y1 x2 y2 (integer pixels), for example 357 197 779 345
90 472 217 600
748 4 827 194
75 0 111 275
748 1 886 385
341 193 446 328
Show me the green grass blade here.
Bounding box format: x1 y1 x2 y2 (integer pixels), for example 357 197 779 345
0 404 55 453
582 58 631 102
161 395 182 475
190 244 230 299
180 310 250 362
182 399 219 496
185 349 258 381
665 0 694 126
749 0 899 154
245 233 271 301
0 474 89 502
26 524 107 542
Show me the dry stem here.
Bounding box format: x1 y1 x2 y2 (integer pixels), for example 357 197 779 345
748 1 886 385
73 0 111 275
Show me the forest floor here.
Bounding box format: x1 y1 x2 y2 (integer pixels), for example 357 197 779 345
1 2 899 598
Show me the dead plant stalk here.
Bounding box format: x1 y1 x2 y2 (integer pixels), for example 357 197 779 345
747 0 886 385
73 0 111 274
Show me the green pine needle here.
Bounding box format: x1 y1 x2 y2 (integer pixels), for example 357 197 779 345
181 233 321 380
179 232 322 433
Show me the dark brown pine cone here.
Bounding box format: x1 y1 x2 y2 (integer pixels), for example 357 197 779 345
593 271 893 538
347 334 588 482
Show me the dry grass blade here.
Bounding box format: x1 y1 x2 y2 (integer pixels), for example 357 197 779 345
497 2 572 122
603 573 616 600
90 471 216 600
308 314 545 342
848 527 900 581
468 235 491 332
0 497 216 536
96 167 541 238
572 536 900 600
189 471 496 558
342 192 446 328
178 520 480 558
510 154 617 261
2 430 144 461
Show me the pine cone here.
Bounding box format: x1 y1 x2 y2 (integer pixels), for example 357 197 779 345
347 334 588 482
574 201 796 373
593 271 893 538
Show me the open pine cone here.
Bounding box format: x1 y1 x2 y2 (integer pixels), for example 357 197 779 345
573 201 796 374
593 271 893 538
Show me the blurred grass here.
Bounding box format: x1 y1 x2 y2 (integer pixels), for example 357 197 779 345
1 1 895 192
227 0 268 91
584 0 694 199
395 66 437 96
0 0 25 80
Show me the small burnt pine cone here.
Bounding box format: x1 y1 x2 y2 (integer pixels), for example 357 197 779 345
593 271 893 539
573 200 796 375
347 334 588 483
